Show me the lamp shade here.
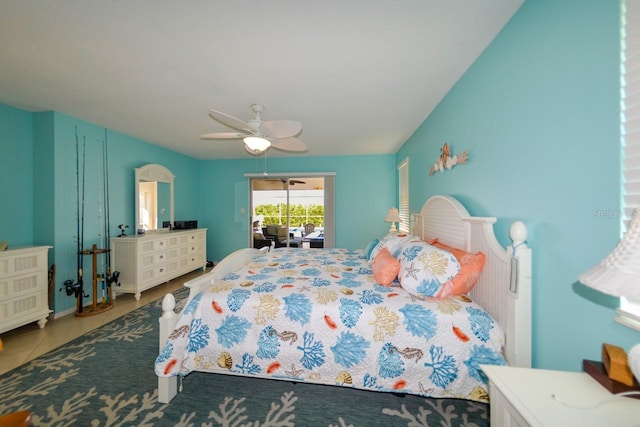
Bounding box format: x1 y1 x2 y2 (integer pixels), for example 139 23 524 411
244 136 271 152
579 210 640 301
385 208 401 223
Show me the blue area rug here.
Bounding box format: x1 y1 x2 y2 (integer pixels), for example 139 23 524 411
0 288 489 426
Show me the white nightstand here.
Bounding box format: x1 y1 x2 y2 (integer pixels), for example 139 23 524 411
481 365 640 427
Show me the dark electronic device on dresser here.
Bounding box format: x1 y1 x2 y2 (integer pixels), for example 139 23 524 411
163 220 198 230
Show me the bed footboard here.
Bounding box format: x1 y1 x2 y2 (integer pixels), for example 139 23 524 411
157 247 263 403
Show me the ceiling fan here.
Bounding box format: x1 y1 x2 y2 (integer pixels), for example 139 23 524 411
263 178 306 185
201 104 307 153
286 179 306 186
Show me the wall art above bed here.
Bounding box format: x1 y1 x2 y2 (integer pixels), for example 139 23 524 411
429 143 468 175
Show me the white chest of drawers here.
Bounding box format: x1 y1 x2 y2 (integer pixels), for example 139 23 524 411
110 229 207 300
0 246 52 334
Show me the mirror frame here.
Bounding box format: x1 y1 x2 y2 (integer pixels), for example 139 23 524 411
135 163 174 232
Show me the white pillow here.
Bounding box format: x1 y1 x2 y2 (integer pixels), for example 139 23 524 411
397 240 460 298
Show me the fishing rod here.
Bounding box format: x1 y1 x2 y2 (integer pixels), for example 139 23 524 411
77 135 87 313
104 130 109 251
77 129 82 294
62 127 88 310
103 129 119 300
97 137 105 304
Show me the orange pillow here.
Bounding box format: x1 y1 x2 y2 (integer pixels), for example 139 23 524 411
372 247 400 286
428 239 486 297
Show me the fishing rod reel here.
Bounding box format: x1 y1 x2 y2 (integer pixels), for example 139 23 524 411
105 270 120 288
61 279 89 298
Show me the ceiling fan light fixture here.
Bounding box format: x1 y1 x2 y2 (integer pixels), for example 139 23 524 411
244 136 271 152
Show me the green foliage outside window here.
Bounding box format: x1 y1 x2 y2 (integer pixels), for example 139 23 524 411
255 203 324 227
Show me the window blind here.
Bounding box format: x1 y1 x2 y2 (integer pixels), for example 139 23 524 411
623 0 640 228
398 158 409 233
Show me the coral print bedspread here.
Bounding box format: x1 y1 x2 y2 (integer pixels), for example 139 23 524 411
155 248 506 402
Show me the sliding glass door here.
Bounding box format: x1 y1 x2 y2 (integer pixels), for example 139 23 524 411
249 175 334 249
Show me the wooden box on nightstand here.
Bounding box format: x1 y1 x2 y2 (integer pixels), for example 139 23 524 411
582 359 640 396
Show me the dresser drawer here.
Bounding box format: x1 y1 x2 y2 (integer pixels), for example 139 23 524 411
0 272 44 299
187 251 205 268
140 238 168 254
0 291 47 323
188 241 205 254
154 252 169 264
141 264 168 283
188 232 204 243
0 249 48 278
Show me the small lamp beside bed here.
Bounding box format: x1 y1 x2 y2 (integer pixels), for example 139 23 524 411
385 207 401 232
579 210 640 391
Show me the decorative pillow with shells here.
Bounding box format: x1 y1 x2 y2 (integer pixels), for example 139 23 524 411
397 240 460 298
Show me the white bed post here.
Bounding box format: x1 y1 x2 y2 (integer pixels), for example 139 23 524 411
158 293 179 403
507 221 532 368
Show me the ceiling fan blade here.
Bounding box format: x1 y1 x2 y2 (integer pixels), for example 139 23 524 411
271 137 307 152
200 132 246 140
260 120 302 139
209 109 258 133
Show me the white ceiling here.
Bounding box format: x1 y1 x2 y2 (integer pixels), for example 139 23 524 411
0 1 523 160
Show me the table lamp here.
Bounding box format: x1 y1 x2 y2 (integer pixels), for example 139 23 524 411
579 210 640 384
385 208 401 232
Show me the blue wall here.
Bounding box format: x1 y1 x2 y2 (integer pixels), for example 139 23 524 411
0 103 34 245
397 0 634 371
200 155 396 262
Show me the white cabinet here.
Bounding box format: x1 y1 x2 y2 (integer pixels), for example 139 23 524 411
110 229 206 300
481 365 640 427
0 246 52 334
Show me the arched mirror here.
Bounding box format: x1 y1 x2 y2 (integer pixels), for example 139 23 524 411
135 164 174 232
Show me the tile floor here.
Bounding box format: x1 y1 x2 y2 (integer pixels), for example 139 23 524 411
0 268 210 376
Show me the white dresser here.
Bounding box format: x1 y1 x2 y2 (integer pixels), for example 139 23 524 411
110 229 207 300
0 246 52 334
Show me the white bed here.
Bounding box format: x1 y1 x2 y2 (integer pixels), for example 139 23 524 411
156 195 532 403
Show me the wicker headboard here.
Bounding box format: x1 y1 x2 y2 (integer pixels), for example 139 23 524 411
412 195 532 368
